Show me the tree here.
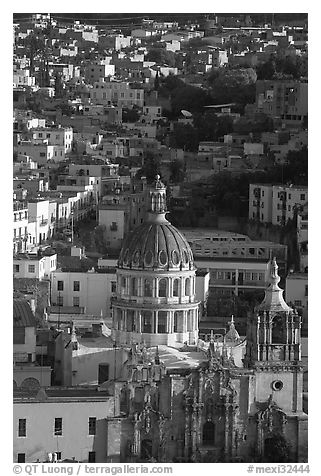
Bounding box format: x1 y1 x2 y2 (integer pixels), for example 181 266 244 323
136 152 161 183
169 159 185 183
170 85 212 116
170 123 199 152
206 67 257 110
122 107 141 123
256 58 276 80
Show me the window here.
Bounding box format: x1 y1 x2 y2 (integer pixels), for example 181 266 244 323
173 279 179 297
185 278 190 296
88 417 96 435
111 281 116 293
300 194 306 201
144 279 153 297
18 419 26 437
294 300 302 307
57 280 64 291
305 285 308 296
142 311 152 333
54 418 63 436
88 452 96 463
14 328 25 344
17 454 25 463
57 295 63 307
73 281 80 292
98 364 109 384
158 311 167 333
14 264 20 273
73 296 80 307
28 265 35 273
158 278 167 297
39 152 46 157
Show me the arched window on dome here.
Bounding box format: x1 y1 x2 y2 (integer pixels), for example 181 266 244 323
158 278 167 297
131 277 138 296
142 311 152 333
174 311 183 332
187 310 194 331
144 279 153 297
121 276 126 294
126 310 135 332
173 279 180 297
185 278 190 296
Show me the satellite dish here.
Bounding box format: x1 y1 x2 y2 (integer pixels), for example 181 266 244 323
181 110 193 118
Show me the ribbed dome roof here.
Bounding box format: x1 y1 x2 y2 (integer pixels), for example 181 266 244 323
118 214 194 271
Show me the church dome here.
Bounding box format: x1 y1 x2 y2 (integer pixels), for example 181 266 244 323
118 175 194 271
118 214 194 271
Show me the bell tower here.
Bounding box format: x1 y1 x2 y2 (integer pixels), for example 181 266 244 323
244 257 301 369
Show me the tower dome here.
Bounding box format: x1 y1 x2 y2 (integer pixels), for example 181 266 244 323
112 176 199 348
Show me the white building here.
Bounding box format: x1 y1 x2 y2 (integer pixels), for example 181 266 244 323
249 183 308 226
50 268 117 318
90 81 144 108
285 272 308 310
31 127 73 154
13 251 57 280
13 388 114 463
17 142 65 165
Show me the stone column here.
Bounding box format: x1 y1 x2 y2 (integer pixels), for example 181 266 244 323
224 402 231 461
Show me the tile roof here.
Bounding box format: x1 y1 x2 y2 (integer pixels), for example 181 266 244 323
13 298 36 328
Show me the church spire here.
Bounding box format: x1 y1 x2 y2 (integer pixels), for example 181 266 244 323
256 257 292 313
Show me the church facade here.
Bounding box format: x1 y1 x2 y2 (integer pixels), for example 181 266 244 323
106 177 308 463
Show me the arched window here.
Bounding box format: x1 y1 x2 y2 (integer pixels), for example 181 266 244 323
131 278 138 296
21 377 40 390
159 278 167 297
142 311 152 333
173 312 178 332
272 314 284 344
185 278 190 296
121 277 126 293
144 279 153 297
173 279 180 297
126 310 135 332
202 421 215 446
174 311 183 332
187 310 193 331
158 311 167 333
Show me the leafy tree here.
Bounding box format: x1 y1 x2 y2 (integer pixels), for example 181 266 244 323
256 58 277 80
233 113 274 134
122 107 141 123
169 159 185 183
206 67 257 110
145 48 176 67
193 112 234 141
136 152 161 183
170 85 212 116
170 123 199 152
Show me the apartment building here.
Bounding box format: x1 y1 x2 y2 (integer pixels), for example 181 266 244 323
84 63 115 84
249 183 308 226
297 203 308 272
256 79 308 125
17 142 65 165
50 267 117 318
286 272 308 310
13 388 114 463
31 126 73 154
13 251 57 280
90 81 144 108
13 201 29 254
